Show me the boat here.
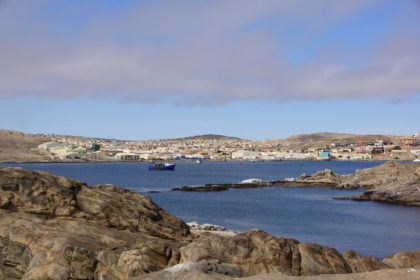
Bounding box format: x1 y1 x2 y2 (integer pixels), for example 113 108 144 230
413 159 420 162
148 162 176 171
196 159 203 164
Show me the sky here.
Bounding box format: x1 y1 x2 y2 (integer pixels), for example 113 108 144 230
0 0 419 140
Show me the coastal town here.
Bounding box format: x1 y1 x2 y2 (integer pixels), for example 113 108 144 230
34 132 420 162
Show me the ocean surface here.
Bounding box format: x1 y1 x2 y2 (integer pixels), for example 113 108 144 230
2 160 420 259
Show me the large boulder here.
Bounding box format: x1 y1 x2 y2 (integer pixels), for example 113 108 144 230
0 167 189 241
342 250 389 273
0 237 32 279
0 167 189 279
298 243 350 275
384 250 420 269
180 230 351 277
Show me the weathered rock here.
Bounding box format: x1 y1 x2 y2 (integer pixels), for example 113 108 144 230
286 162 420 206
0 167 189 279
0 167 83 216
130 262 232 280
240 268 420 280
285 161 419 189
172 181 282 192
0 167 190 241
173 184 230 191
0 237 32 280
180 230 353 277
351 161 419 188
384 250 420 268
282 170 351 189
342 250 389 273
298 243 350 276
75 184 189 240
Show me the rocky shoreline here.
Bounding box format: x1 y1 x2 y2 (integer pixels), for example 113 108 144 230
172 180 284 192
173 161 420 207
0 167 419 279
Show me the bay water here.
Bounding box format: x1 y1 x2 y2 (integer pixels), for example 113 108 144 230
2 160 420 259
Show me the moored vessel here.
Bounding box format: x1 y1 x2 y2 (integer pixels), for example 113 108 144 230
148 162 176 170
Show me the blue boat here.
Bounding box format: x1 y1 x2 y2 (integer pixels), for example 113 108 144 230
148 162 176 171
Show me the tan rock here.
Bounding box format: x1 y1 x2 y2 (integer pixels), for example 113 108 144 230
0 167 188 279
342 250 389 272
131 262 232 280
298 243 350 275
239 268 420 280
290 162 420 206
384 250 420 268
0 237 32 280
180 230 354 277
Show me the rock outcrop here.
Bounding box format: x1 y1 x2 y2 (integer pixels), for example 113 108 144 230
172 181 283 192
285 162 420 206
0 167 189 279
0 167 419 279
383 250 420 268
131 265 420 280
283 161 419 189
281 170 351 188
172 162 420 206
342 250 388 273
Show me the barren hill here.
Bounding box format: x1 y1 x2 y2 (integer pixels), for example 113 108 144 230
168 134 245 142
280 132 401 149
0 129 51 162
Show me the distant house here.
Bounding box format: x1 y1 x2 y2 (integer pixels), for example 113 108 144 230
114 153 140 161
231 150 258 160
38 141 64 150
320 151 331 160
399 137 418 147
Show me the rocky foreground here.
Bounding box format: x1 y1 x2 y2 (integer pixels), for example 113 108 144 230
0 167 419 280
173 161 420 206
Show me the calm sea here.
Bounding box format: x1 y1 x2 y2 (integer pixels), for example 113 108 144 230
1 161 419 259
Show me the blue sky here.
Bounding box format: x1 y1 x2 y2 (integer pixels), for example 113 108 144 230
0 0 419 140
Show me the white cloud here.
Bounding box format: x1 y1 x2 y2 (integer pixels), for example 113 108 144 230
0 0 419 105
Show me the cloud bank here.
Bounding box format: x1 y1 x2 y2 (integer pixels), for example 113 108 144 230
0 0 419 105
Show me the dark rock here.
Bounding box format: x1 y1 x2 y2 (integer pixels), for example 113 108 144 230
0 237 32 280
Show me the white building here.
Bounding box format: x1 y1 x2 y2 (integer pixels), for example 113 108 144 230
231 150 258 160
38 141 64 150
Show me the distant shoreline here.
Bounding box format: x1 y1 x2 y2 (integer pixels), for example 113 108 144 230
0 159 394 164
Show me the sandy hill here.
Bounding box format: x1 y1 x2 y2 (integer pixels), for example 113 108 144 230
280 132 401 149
0 129 51 162
168 134 245 142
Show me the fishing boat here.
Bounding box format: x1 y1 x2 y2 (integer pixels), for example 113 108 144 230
148 162 176 171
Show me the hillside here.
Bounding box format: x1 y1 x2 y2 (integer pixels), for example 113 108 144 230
168 134 245 142
280 132 401 149
0 129 52 162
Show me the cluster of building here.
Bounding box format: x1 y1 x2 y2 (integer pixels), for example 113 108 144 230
37 134 420 161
